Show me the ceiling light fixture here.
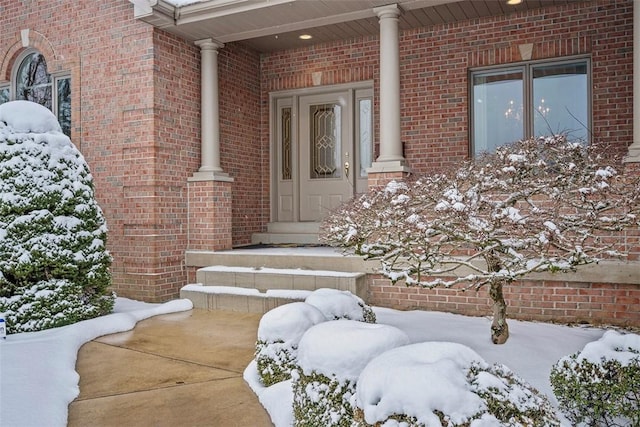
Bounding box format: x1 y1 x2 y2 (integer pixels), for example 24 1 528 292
506 0 522 4
299 34 312 40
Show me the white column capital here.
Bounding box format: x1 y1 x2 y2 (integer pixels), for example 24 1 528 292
373 4 401 20
194 38 224 51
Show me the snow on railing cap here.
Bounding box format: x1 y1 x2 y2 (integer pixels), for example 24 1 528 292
0 100 62 134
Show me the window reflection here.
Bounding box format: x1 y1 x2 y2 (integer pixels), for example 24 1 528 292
533 63 588 140
57 78 71 137
16 53 52 109
473 70 524 154
0 87 8 105
471 60 589 155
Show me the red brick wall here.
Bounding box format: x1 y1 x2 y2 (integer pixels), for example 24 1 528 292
261 0 638 324
369 275 640 327
260 0 634 173
0 1 206 301
218 43 263 245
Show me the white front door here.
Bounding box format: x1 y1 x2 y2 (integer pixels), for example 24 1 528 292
272 85 373 224
299 92 352 221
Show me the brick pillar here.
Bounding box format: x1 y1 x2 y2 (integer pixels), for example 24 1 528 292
187 178 233 250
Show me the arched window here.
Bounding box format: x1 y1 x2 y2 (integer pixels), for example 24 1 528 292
0 50 71 136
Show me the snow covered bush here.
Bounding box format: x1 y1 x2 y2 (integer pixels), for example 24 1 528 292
322 135 640 344
0 101 114 333
255 302 326 386
305 288 376 323
550 330 640 426
354 342 560 426
293 320 409 427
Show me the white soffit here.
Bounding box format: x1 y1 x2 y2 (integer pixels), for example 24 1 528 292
130 0 583 52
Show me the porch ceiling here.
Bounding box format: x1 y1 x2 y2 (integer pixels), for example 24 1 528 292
132 0 582 52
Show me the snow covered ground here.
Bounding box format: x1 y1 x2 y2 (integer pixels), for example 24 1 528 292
0 294 630 427
0 290 638 427
0 298 193 426
245 305 607 427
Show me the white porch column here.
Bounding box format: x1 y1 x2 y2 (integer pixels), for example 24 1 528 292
624 0 640 164
369 4 410 174
191 38 232 181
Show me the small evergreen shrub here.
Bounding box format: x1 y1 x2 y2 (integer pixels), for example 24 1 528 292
292 370 356 427
305 288 376 323
255 302 326 386
468 363 560 427
550 331 640 427
0 101 114 333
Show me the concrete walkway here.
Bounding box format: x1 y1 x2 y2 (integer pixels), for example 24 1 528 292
67 309 273 427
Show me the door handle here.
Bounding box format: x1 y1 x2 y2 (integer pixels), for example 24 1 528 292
344 161 350 179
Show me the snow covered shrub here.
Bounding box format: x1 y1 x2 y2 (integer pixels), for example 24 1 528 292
255 302 326 386
293 320 409 427
354 342 560 427
305 288 376 323
322 135 640 344
550 330 640 426
0 101 114 333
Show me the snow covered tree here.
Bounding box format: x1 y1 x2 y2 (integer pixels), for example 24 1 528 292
322 135 640 344
0 101 114 333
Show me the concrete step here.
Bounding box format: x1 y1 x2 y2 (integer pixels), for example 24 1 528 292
186 246 376 274
181 266 367 313
251 222 320 245
180 284 311 313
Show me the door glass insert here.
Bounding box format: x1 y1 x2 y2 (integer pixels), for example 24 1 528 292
281 107 292 180
310 103 341 179
358 98 372 177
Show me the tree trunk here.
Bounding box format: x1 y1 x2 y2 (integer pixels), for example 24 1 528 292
489 280 509 344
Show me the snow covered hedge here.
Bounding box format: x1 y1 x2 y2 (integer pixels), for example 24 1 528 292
293 320 410 427
355 342 560 426
255 289 376 387
305 288 376 323
550 330 640 426
0 101 114 333
256 302 326 387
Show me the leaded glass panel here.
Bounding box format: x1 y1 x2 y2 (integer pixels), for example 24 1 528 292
281 107 292 180
310 103 341 179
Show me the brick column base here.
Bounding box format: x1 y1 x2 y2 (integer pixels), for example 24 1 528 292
367 170 411 189
624 161 640 176
187 178 233 250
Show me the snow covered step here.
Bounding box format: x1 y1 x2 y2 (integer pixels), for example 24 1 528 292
195 266 367 296
183 266 367 313
180 284 312 313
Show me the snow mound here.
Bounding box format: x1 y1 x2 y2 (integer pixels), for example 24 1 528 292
257 302 326 343
305 288 375 323
297 320 409 380
357 342 486 426
0 100 62 133
576 330 640 366
356 341 560 426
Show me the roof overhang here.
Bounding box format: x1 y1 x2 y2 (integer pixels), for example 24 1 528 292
130 0 582 52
